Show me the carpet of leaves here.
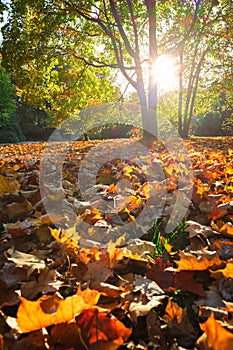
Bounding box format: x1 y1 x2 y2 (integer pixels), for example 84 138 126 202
0 137 233 350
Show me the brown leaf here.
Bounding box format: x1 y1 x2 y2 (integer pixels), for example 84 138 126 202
48 322 82 349
7 220 34 237
21 268 62 300
147 261 205 296
5 199 33 221
0 280 20 309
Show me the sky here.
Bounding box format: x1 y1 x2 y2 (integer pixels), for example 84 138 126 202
0 10 8 43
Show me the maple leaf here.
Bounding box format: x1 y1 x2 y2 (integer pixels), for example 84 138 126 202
16 288 101 333
147 261 205 296
75 308 132 349
175 249 222 271
199 312 233 350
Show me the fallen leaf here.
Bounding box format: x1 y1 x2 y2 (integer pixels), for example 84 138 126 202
6 249 45 272
48 322 82 349
7 220 34 237
147 261 205 296
0 175 20 194
219 222 233 236
200 312 233 350
16 288 101 333
175 249 222 271
211 260 233 279
21 268 62 300
4 199 33 221
75 308 132 349
164 298 183 324
50 227 79 256
129 296 164 323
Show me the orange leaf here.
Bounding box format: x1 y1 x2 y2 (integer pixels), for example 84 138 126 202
164 298 183 324
75 308 132 349
50 227 80 256
108 184 118 193
200 312 233 350
176 250 222 271
16 288 101 333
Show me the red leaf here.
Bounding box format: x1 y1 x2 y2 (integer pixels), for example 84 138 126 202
75 308 132 349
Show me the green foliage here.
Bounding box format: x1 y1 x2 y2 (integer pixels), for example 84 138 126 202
0 65 16 127
0 119 25 143
1 0 232 135
1 0 120 126
152 220 189 257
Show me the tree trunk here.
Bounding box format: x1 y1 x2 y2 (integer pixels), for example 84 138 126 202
186 50 207 135
178 50 183 136
145 0 158 139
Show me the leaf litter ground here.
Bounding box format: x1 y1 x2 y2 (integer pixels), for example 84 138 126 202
0 137 233 349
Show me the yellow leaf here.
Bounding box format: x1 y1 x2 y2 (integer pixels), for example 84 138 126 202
0 175 20 194
50 227 79 256
220 222 233 236
200 312 233 350
211 261 233 279
17 288 101 333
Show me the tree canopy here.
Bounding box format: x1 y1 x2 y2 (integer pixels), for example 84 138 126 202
1 0 232 137
0 62 16 127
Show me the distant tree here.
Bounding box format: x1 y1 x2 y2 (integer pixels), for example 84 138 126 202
0 64 16 127
2 0 232 138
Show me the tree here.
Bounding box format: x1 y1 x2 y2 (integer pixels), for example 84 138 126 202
2 0 232 138
0 63 16 127
172 0 233 137
1 0 120 126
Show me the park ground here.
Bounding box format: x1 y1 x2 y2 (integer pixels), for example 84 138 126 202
0 136 233 349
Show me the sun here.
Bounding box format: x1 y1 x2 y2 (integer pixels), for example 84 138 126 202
152 54 178 92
